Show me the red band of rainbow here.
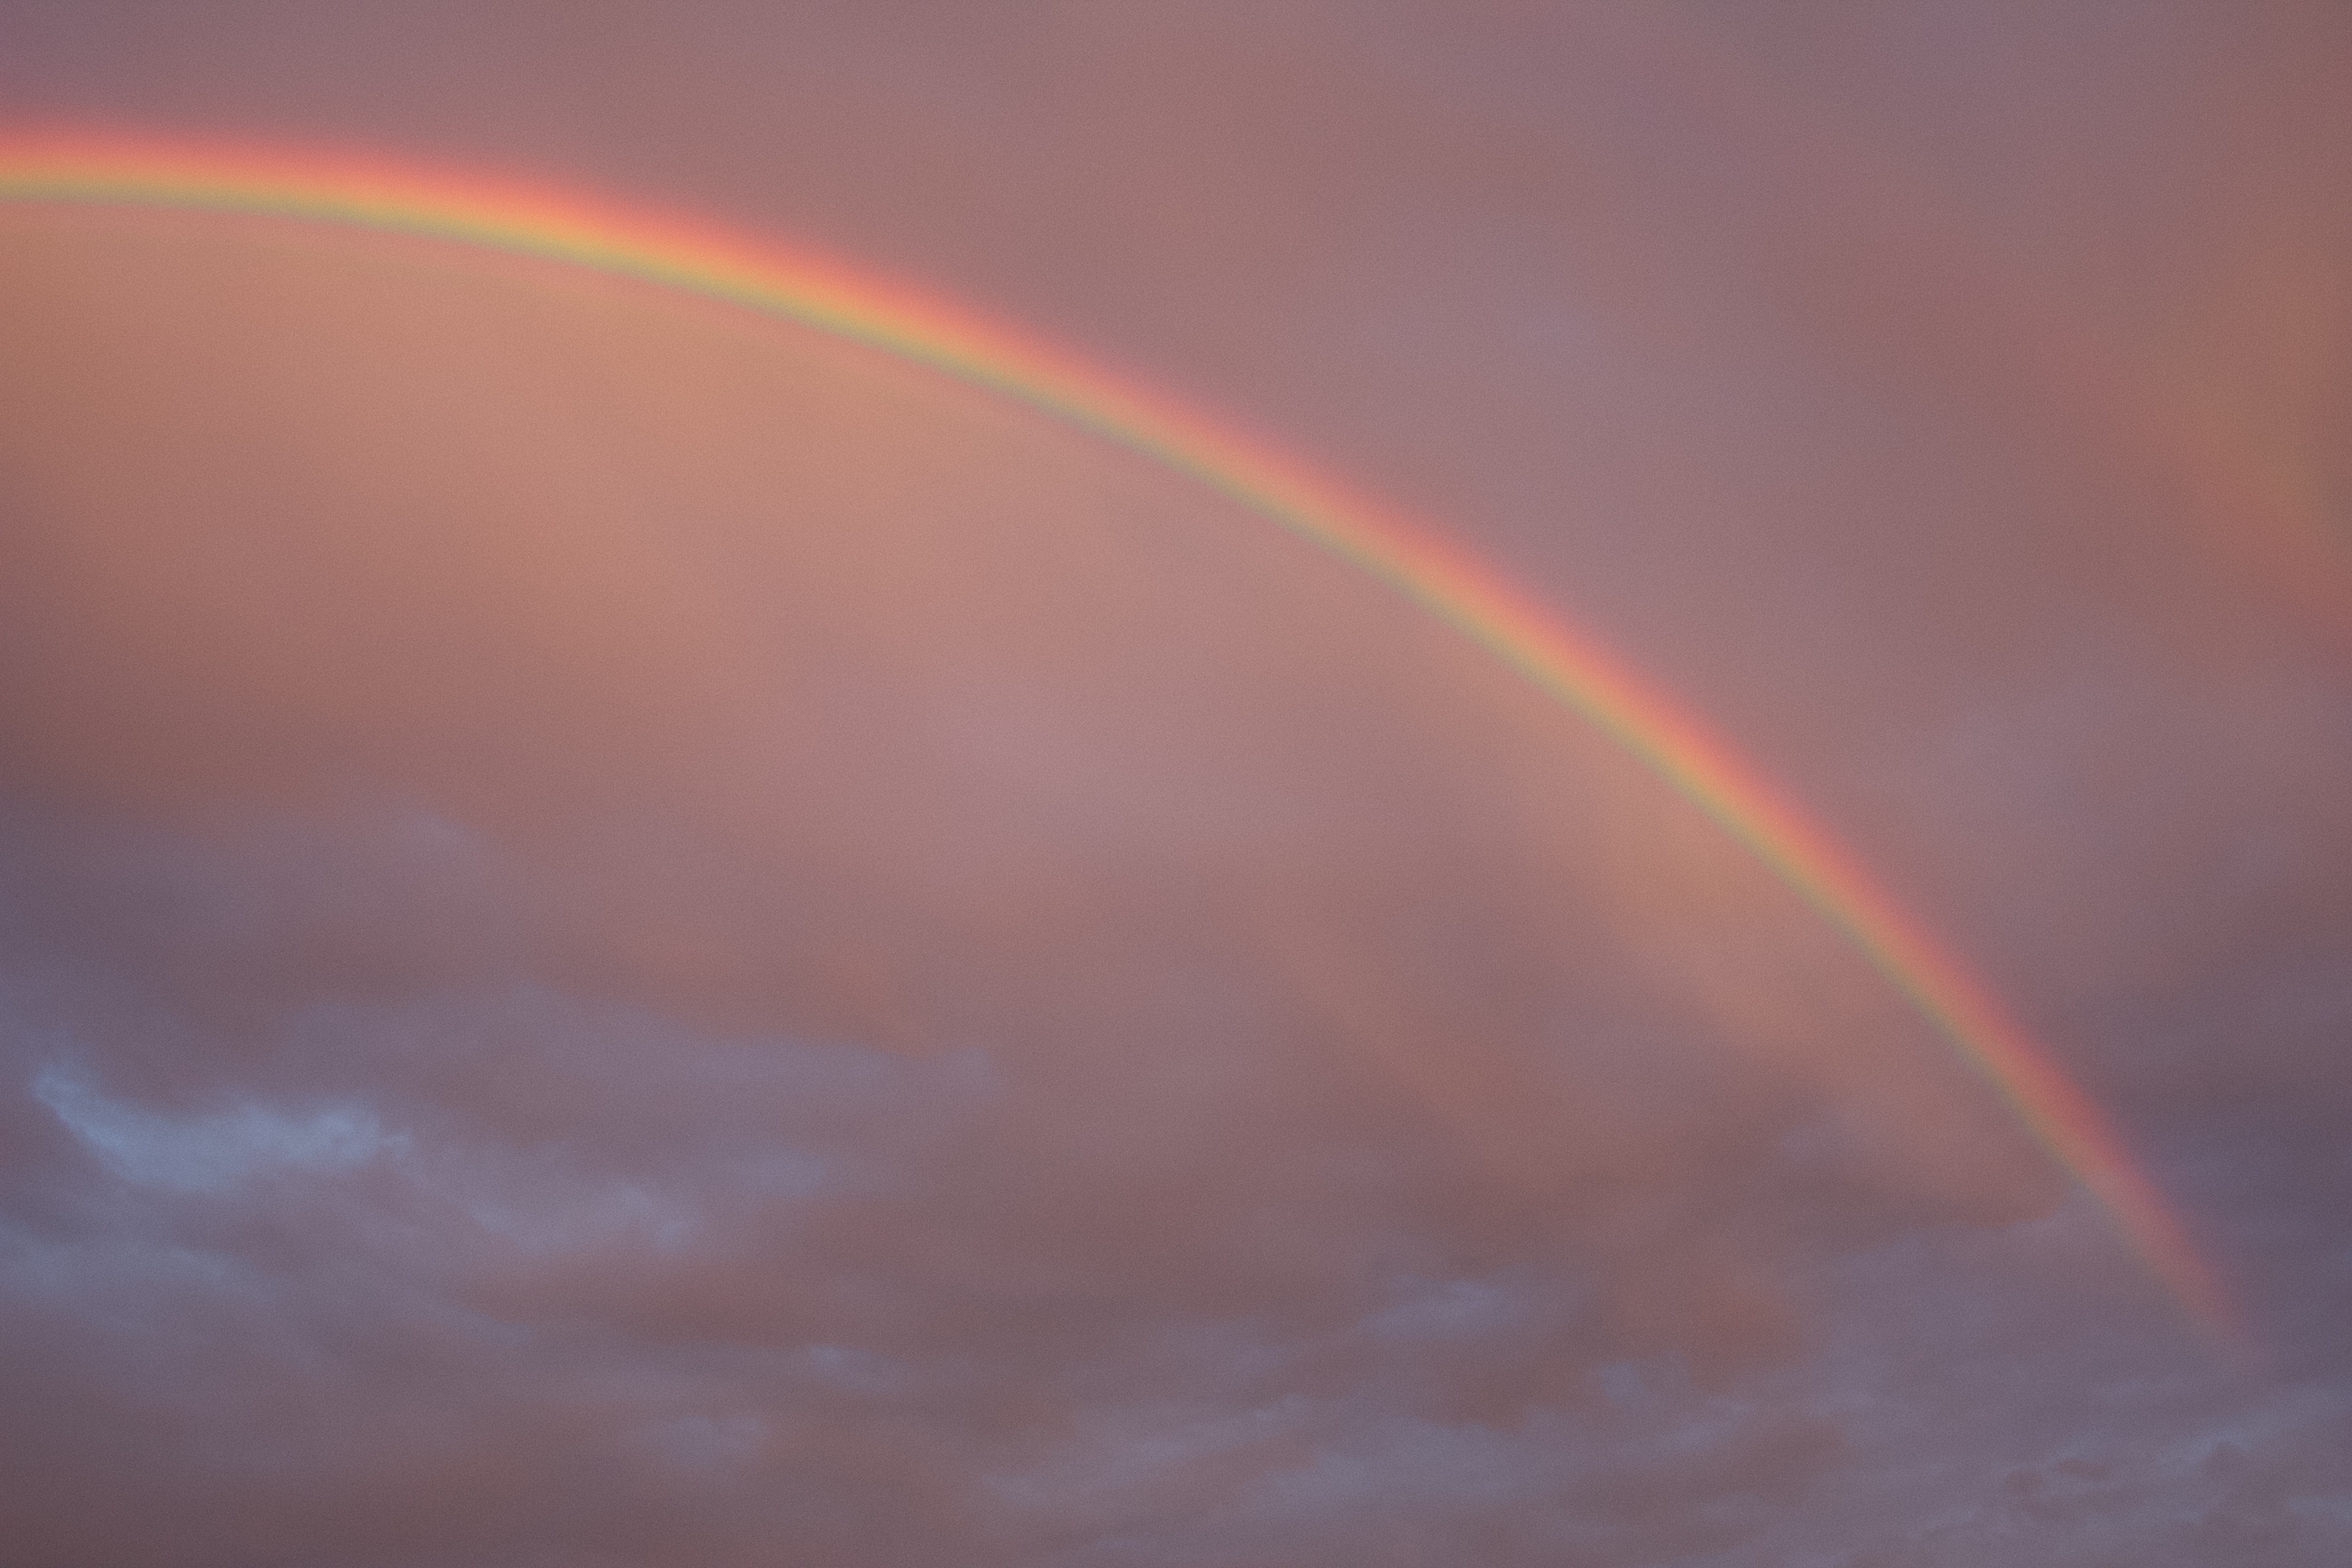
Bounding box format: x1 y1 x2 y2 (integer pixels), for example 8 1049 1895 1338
0 131 2238 1347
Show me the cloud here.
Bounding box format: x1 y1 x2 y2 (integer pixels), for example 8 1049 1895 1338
2 3 2350 1563
33 1064 407 1193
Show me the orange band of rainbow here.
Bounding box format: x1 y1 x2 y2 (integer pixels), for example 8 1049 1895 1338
0 130 2237 1346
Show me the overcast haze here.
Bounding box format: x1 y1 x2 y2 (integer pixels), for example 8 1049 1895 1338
1 4 2349 1564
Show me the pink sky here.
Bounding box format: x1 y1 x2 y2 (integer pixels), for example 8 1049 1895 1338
0 4 2348 1563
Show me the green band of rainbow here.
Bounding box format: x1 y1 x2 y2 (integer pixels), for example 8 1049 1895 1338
0 131 2237 1345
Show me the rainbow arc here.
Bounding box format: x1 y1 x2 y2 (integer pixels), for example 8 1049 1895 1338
0 131 2237 1346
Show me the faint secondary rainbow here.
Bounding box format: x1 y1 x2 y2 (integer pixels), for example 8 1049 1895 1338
0 131 2238 1344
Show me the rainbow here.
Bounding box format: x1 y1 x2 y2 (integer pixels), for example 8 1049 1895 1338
0 131 2238 1345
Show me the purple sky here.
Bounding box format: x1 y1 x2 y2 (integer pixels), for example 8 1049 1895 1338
2 3 2349 1563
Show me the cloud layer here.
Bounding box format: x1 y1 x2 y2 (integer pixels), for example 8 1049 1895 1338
2 4 2350 1563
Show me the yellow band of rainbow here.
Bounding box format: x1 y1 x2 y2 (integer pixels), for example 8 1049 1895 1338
0 131 2237 1346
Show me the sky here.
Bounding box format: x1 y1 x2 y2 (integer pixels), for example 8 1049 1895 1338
0 3 2348 1564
